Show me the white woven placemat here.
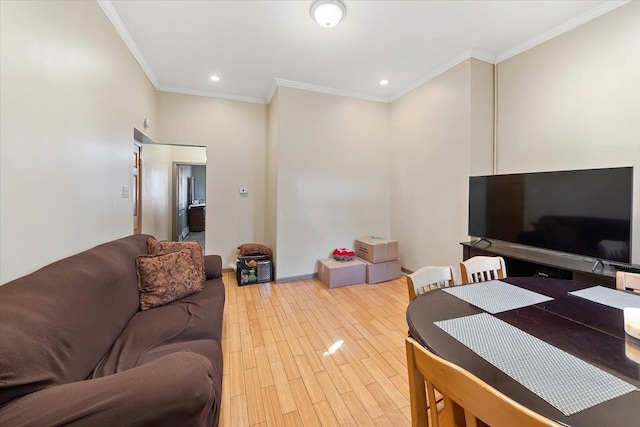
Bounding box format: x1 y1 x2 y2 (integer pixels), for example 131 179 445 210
442 280 553 314
569 286 640 310
435 313 637 416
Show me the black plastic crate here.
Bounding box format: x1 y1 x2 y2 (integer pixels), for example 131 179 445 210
236 256 272 285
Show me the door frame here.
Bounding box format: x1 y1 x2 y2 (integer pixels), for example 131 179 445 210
172 162 206 242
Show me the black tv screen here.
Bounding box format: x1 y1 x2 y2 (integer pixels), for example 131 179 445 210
468 167 633 263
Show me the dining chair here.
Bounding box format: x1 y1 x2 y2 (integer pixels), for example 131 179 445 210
407 265 457 301
460 256 507 284
616 271 640 293
405 337 561 427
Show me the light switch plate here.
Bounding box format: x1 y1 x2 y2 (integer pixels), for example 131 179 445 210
122 185 130 198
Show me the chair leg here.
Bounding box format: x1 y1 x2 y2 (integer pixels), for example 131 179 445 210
406 339 429 427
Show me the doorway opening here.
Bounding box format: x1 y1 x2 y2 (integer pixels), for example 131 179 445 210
134 129 207 252
174 163 206 250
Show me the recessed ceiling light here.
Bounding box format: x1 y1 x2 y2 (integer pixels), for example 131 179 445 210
310 0 346 28
379 79 389 86
210 75 220 82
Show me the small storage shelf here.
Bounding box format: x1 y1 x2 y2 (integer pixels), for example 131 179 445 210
236 255 273 286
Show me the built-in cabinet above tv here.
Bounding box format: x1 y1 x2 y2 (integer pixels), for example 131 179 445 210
461 240 617 288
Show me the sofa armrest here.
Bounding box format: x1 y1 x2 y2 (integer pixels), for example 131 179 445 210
204 255 222 280
0 352 218 427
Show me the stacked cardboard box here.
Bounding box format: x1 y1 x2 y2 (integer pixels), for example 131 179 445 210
355 237 401 284
317 258 366 288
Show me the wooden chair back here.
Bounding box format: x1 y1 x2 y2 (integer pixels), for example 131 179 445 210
407 266 457 301
460 256 507 284
405 337 561 427
616 271 640 293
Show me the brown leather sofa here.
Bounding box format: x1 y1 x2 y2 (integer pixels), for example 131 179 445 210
0 234 225 426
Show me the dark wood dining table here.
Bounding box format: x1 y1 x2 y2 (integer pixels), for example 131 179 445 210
406 277 640 427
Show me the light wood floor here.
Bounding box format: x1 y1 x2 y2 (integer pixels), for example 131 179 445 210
218 271 412 427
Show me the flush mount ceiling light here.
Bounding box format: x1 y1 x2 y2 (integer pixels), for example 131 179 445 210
210 75 220 82
379 79 389 86
310 0 346 28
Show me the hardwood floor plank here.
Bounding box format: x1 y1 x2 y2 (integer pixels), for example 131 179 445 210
319 355 352 394
296 335 325 373
268 314 286 342
273 339 300 381
254 346 274 388
260 385 285 426
316 370 358 426
270 360 297 415
282 411 303 427
230 394 249 427
340 390 377 427
293 354 327 404
249 319 265 347
243 368 266 425
338 362 384 418
289 378 322 426
361 357 408 409
314 400 341 427
263 329 281 363
241 333 256 370
229 351 245 397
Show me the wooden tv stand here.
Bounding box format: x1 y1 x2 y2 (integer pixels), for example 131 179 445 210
461 240 617 288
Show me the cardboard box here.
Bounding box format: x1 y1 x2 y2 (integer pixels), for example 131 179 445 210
355 237 399 263
359 258 401 284
317 258 366 289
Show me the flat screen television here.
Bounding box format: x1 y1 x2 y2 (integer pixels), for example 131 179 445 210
468 167 633 264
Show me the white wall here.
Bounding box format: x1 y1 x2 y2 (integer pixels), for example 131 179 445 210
141 143 172 240
390 59 494 273
274 87 390 280
0 0 157 284
497 1 640 264
155 92 266 268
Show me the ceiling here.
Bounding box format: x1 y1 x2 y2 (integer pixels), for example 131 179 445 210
100 0 624 104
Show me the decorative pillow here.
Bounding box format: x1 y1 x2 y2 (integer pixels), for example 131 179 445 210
148 239 205 283
238 243 271 257
136 249 204 311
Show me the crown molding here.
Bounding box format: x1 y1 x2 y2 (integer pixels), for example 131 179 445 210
158 86 267 104
97 0 160 89
274 78 389 104
470 48 497 65
390 48 495 103
266 81 279 104
495 0 630 63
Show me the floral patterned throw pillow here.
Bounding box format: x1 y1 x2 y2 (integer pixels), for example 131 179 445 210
136 249 204 311
147 238 205 283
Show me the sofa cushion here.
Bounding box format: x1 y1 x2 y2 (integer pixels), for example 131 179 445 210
136 250 205 311
148 239 205 282
0 351 218 427
90 277 225 409
0 234 150 407
204 254 223 280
